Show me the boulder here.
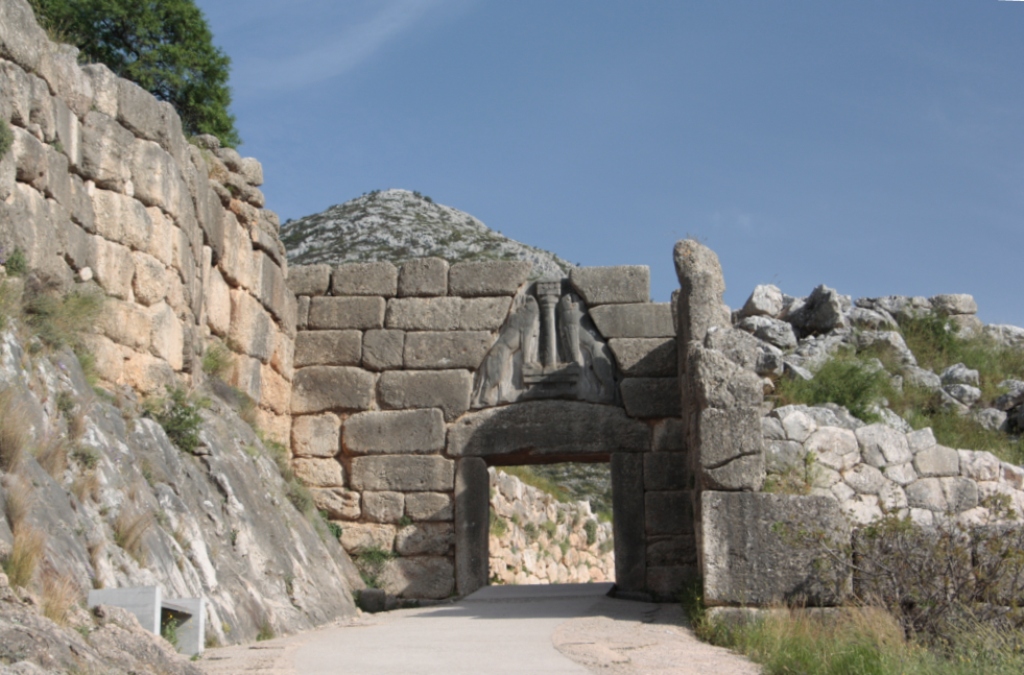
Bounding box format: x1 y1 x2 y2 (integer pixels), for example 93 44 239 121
739 284 784 319
736 315 797 350
940 363 980 387
929 293 977 315
785 285 847 337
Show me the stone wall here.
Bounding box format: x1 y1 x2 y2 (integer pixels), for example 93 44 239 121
287 259 687 599
488 468 614 585
0 0 294 442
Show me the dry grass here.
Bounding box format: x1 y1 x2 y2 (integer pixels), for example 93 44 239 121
87 540 105 589
71 470 100 503
2 526 46 588
35 434 69 479
68 407 88 441
41 570 80 625
112 508 153 565
3 475 33 533
0 388 32 472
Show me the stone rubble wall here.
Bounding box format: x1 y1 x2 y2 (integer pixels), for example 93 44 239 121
288 259 687 599
488 468 614 585
0 0 295 443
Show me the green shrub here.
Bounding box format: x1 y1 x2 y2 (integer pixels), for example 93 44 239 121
775 356 893 422
355 546 397 588
318 511 342 539
489 509 508 537
146 387 204 454
201 342 233 379
0 119 12 158
584 519 598 546
23 287 103 349
4 248 26 276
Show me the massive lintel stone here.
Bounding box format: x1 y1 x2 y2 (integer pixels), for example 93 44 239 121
378 370 472 421
620 378 681 419
350 456 455 492
448 261 531 296
674 240 729 352
590 303 674 338
398 257 448 297
702 492 851 607
294 330 361 368
331 261 398 297
608 338 676 377
404 331 492 370
343 409 446 454
569 266 649 306
447 400 649 458
308 296 385 330
291 366 375 414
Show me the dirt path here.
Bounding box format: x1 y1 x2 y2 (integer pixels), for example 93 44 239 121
196 585 759 675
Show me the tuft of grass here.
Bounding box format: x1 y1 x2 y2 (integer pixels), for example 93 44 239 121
355 546 397 589
201 342 233 380
489 509 508 537
23 287 103 350
145 387 205 454
71 445 99 470
35 435 69 479
2 526 46 588
0 388 32 472
71 469 100 503
318 511 342 539
286 481 314 515
112 508 153 565
255 618 275 642
41 571 80 626
3 475 33 532
4 248 27 277
774 356 893 422
763 452 818 496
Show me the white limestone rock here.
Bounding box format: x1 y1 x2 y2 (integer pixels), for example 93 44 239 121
739 284 784 319
940 363 980 387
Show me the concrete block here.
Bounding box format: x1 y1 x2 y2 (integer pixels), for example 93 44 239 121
88 586 161 634
620 377 681 419
611 453 646 592
363 491 405 523
343 409 446 454
448 261 531 296
385 297 461 330
378 370 472 421
287 262 331 297
161 597 205 656
570 266 649 305
702 492 851 607
396 522 454 555
591 303 674 338
294 330 361 368
609 338 677 377
308 296 385 330
448 401 650 458
350 456 455 492
398 257 448 296
404 331 492 369
291 366 375 414
362 329 405 371
455 457 490 596
405 492 453 521
645 491 694 536
332 262 398 297
291 413 341 458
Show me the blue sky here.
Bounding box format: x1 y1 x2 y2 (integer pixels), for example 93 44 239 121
196 1 1024 327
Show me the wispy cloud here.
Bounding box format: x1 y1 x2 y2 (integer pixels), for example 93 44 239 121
233 0 453 97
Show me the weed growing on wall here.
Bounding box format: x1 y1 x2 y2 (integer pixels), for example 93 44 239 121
201 341 233 380
355 547 397 589
2 247 27 276
0 119 12 158
145 387 205 454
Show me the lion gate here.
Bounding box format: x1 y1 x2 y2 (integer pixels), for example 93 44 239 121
287 259 694 600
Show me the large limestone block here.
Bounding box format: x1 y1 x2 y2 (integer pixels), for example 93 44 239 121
805 427 859 472
736 315 798 350
645 491 693 535
609 338 676 377
455 457 489 596
673 240 730 351
611 453 646 592
930 293 977 315
340 523 396 554
405 492 453 521
204 267 231 337
255 252 291 325
91 188 153 251
739 284 785 319
259 364 291 415
0 0 50 73
131 139 184 216
116 77 165 142
288 264 331 296
308 296 385 330
291 413 341 458
398 257 448 296
644 453 691 491
378 557 455 599
291 366 375 414
363 492 405 523
404 331 492 369
786 285 848 337
459 297 513 331
98 298 151 350
568 266 649 306
702 492 851 607
90 235 135 300
292 458 344 488
448 261 531 296
652 418 685 452
687 345 763 410
647 535 698 567
229 355 263 403
311 487 360 520
350 456 455 492
396 523 454 555
217 212 256 290
147 302 184 370
79 111 134 191
914 444 960 477
131 251 167 306
620 377 681 419
697 407 765 491
385 297 461 330
448 400 649 458
122 351 176 395
144 207 174 266
377 370 472 421
229 289 274 363
331 262 398 297
342 409 446 454
590 303 674 338
362 329 405 371
294 330 361 368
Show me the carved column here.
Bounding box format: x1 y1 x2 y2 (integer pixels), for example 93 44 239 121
536 280 561 367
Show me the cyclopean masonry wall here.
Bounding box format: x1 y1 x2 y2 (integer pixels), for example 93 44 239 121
0 0 294 442
287 258 693 599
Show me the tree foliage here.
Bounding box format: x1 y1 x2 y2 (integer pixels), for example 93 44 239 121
29 0 240 147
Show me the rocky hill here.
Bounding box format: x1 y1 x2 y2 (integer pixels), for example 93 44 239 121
280 189 572 279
